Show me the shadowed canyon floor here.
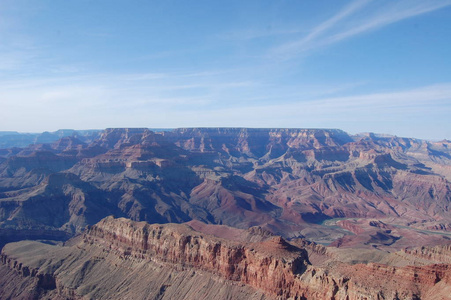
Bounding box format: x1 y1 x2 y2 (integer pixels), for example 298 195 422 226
0 128 451 299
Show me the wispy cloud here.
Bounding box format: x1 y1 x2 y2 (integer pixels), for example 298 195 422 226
0 70 257 116
271 0 451 59
295 83 451 112
1 68 450 139
167 83 451 139
185 83 451 119
1 1 449 139
219 28 306 41
301 0 371 45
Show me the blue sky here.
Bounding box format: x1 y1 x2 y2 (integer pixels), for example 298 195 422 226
1 0 450 139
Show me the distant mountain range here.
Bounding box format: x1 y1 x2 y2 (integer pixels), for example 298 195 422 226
0 128 176 149
0 129 102 149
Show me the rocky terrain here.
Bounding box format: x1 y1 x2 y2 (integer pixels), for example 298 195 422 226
0 127 451 298
0 128 450 249
1 217 451 299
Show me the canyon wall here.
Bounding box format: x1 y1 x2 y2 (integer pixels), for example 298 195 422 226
2 217 451 299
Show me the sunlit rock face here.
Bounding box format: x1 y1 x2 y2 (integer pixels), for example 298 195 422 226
0 128 450 250
1 217 451 300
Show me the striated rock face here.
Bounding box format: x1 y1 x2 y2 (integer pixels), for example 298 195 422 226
79 218 451 299
163 128 352 156
2 128 451 298
85 217 310 299
1 127 451 251
401 244 451 265
0 242 272 300
1 217 451 300
333 262 451 300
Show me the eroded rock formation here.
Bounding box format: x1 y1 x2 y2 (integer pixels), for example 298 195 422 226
1 128 451 250
1 217 451 299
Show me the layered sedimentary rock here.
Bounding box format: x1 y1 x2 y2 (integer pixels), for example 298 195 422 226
85 217 311 298
1 217 451 300
0 128 450 250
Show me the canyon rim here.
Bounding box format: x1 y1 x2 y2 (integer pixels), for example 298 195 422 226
0 128 450 299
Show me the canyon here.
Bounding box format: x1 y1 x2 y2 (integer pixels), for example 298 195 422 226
0 127 451 299
1 216 451 299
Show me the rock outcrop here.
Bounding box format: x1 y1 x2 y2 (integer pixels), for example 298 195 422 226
0 128 451 251
84 217 310 298
2 217 451 299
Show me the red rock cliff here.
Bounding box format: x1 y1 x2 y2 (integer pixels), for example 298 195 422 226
83 217 451 300
84 216 310 298
2 217 451 299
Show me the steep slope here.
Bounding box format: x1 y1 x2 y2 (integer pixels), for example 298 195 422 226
1 217 451 300
0 172 121 233
0 128 450 250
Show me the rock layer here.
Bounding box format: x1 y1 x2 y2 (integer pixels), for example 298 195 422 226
1 128 451 250
2 217 451 299
85 217 310 298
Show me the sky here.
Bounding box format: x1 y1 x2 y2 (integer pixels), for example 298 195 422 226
1 0 450 140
